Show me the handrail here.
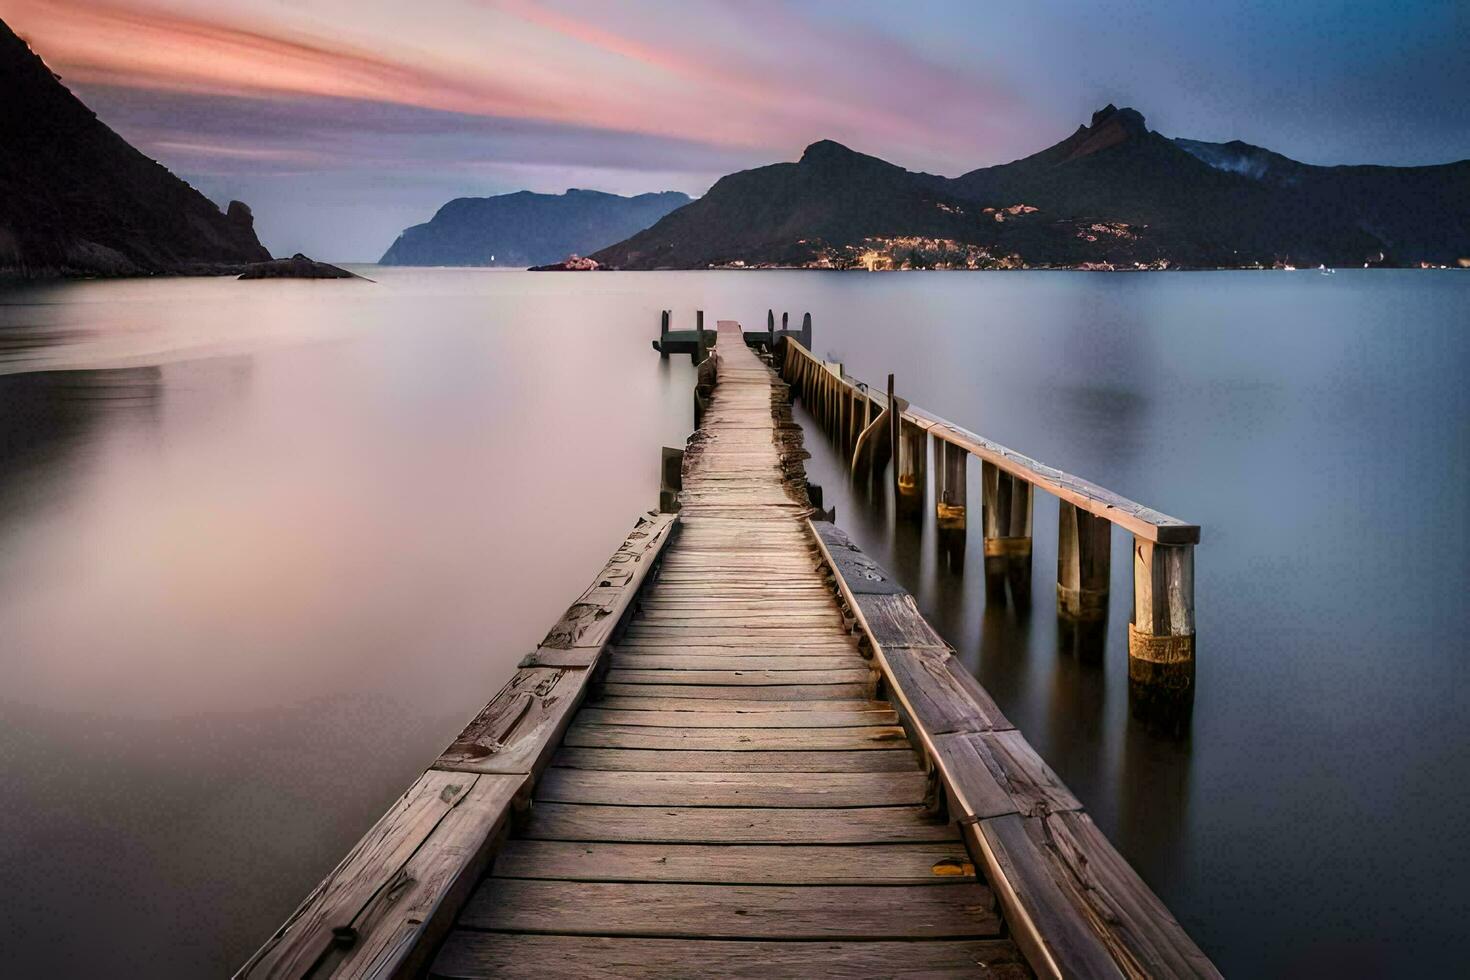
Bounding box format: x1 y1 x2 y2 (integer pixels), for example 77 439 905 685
779 336 1200 695
783 338 1198 543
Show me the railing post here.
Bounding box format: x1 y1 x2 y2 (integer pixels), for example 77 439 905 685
982 462 1033 604
696 310 707 364
1129 539 1195 690
767 309 776 351
936 440 967 533
1057 502 1110 622
801 312 812 349
659 309 669 358
897 418 927 518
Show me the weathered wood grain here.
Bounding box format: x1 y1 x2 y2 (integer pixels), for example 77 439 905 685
432 934 1032 979
540 512 676 648
605 668 872 686
490 839 975 885
522 802 959 844
600 682 872 700
576 706 896 728
551 747 920 772
563 723 908 751
434 666 593 777
461 879 1001 939
535 768 928 807
235 771 524 980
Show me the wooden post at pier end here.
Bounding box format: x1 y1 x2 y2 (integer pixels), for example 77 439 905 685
800 312 813 350
1130 538 1196 689
767 309 776 350
659 310 670 358
1057 501 1110 622
935 440 967 534
982 461 1033 604
695 310 708 364
896 418 927 518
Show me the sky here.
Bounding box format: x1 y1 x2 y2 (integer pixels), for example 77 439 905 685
5 0 1467 261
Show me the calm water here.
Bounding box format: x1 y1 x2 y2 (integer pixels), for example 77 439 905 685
0 269 1465 976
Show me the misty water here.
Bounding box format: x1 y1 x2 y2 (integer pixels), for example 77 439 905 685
0 268 1465 976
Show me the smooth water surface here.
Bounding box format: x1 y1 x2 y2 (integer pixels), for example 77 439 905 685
0 268 1465 976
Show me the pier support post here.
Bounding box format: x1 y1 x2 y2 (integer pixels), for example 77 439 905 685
1129 539 1195 690
1057 502 1110 622
801 312 812 350
659 310 670 358
936 441 967 533
982 462 1033 604
767 309 776 351
696 310 707 364
896 419 927 518
886 374 899 496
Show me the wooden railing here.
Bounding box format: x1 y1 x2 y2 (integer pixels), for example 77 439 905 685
808 519 1220 979
235 513 678 979
780 338 1200 693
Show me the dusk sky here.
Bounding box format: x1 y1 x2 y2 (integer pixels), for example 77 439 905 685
7 0 1467 260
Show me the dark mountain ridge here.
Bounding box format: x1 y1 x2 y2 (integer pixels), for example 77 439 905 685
0 18 271 277
379 188 690 267
595 104 1470 270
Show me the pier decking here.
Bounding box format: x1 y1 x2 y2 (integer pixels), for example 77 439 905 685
240 321 1216 979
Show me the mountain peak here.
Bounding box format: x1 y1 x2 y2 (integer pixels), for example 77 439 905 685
800 139 860 164
1056 104 1149 162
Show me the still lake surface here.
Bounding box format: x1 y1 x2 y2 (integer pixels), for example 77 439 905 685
0 268 1465 976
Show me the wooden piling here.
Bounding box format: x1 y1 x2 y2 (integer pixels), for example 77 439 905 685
886 375 899 496
982 462 1033 604
696 310 708 364
659 310 670 358
767 309 776 351
1129 539 1195 690
896 418 927 517
936 440 967 533
1056 502 1110 622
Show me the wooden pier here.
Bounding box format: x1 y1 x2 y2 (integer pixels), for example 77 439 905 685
240 321 1216 979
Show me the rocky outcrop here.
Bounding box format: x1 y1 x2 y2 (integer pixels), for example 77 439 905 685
379 189 690 267
0 17 271 278
237 253 358 279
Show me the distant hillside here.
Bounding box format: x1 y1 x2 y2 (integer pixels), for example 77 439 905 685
0 18 271 277
379 189 691 267
595 105 1470 270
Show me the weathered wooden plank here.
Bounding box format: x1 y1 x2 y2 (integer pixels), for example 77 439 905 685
857 592 948 648
461 879 1001 939
610 655 862 672
541 512 677 648
522 802 959 844
563 723 908 751
600 682 872 700
589 694 882 712
605 668 871 686
490 840 975 885
432 934 1033 980
434 666 594 777
552 747 920 773
577 707 895 728
880 645 1014 735
1017 811 1223 979
235 771 525 980
535 768 928 807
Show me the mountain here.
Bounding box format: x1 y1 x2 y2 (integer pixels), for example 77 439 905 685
379 189 691 267
0 18 271 277
595 104 1470 270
